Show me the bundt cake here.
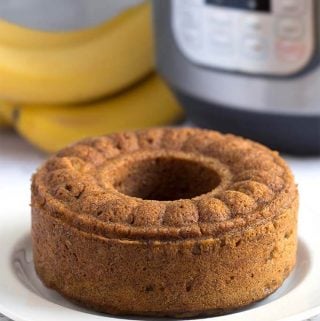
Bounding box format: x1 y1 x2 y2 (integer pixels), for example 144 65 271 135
31 128 298 317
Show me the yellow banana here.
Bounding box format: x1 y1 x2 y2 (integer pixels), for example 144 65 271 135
0 2 153 104
0 74 184 153
0 112 10 128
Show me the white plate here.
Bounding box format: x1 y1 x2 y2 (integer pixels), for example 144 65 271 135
0 202 320 321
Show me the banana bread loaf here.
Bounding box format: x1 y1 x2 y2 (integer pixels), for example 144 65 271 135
31 128 298 317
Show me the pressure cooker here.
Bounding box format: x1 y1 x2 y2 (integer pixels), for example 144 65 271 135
153 0 320 154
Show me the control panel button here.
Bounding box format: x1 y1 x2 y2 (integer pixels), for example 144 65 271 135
179 9 202 29
175 0 203 7
275 0 305 16
277 41 305 62
243 36 268 59
242 16 265 34
181 29 202 50
209 33 234 54
176 8 203 50
277 18 304 40
207 10 231 26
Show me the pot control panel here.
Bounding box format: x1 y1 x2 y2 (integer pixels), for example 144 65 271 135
172 0 315 75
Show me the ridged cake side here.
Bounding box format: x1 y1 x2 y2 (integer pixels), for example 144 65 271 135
32 200 297 317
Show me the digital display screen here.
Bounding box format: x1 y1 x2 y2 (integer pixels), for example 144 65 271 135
206 0 271 12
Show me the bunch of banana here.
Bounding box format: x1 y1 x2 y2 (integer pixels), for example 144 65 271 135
0 2 154 104
0 113 10 128
0 1 184 152
0 75 183 153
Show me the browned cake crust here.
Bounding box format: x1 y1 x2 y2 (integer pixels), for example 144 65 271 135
31 128 298 317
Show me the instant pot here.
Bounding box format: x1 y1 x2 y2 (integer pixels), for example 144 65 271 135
153 0 320 154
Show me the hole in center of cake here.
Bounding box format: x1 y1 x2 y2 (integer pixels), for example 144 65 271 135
112 156 221 201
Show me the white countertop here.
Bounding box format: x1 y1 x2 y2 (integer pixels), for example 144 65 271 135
0 129 320 321
0 130 45 213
